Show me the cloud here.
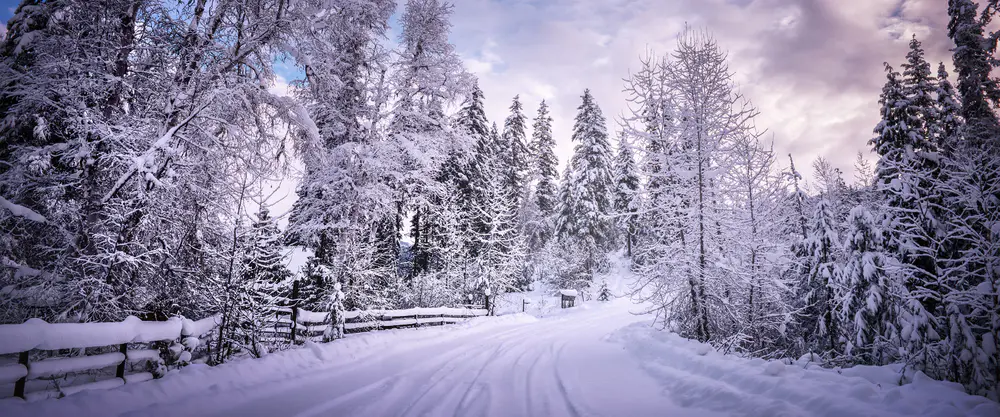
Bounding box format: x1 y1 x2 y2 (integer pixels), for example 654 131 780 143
449 0 955 184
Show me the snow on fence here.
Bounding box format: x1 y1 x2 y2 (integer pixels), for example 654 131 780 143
0 315 219 401
0 306 485 401
267 306 488 342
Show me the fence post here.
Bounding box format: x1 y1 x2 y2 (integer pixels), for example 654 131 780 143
13 350 28 399
116 343 127 380
290 279 300 344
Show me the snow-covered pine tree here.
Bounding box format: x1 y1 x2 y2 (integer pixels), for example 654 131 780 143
613 133 641 257
948 0 1000 150
448 81 491 257
324 282 345 342
473 158 526 314
598 280 612 302
836 205 900 365
799 196 842 356
871 60 956 381
934 63 963 155
932 0 1000 398
502 95 530 209
555 89 615 288
525 100 558 252
231 205 293 352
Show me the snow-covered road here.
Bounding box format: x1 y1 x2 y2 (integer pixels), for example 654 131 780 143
131 299 697 417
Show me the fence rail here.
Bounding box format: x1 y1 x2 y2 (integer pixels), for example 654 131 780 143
0 306 486 401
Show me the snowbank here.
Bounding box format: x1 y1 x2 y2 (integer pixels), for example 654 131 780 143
609 322 1000 417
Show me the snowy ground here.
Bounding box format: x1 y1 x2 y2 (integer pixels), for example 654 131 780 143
2 263 998 417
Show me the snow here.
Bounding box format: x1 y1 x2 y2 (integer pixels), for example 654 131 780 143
27 352 125 379
341 307 487 321
763 360 785 376
0 364 27 384
610 321 1000 417
558 289 579 297
124 373 154 384
294 309 328 323
2 297 998 417
0 196 47 223
126 349 162 364
181 315 221 338
0 316 190 355
1 268 996 417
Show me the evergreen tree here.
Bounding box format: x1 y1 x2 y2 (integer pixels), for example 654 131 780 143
613 134 641 257
901 36 938 147
598 280 612 302
502 95 530 207
800 197 841 355
243 207 292 304
934 63 963 154
836 205 900 365
525 100 558 256
555 89 615 284
531 100 559 218
948 0 1000 149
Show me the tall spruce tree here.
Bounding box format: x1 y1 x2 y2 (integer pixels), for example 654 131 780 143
836 205 899 365
613 134 641 257
502 95 530 208
531 100 559 217
555 89 616 284
800 196 841 355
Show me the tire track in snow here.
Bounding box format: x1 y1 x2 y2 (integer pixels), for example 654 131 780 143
551 342 583 417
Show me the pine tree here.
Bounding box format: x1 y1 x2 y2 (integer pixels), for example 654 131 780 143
283 0 398 310
613 133 641 257
502 95 530 208
934 63 963 154
901 36 938 147
555 89 615 285
531 100 559 218
243 207 292 304
933 0 1000 397
836 205 900 365
800 197 841 355
598 280 612 302
525 100 558 256
948 0 1000 150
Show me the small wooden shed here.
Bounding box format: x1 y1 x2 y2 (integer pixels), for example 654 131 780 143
559 289 578 309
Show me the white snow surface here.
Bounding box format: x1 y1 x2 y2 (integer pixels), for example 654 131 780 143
558 289 579 297
0 316 184 355
1 265 996 417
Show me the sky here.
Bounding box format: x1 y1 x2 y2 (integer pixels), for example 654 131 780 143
446 0 956 187
0 0 958 193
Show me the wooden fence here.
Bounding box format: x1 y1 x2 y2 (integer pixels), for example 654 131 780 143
0 306 485 401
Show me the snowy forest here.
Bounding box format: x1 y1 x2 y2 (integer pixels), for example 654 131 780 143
0 0 997 402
